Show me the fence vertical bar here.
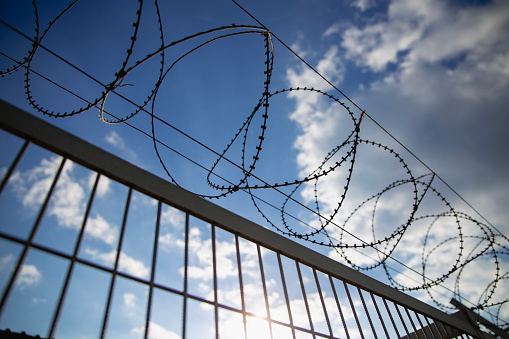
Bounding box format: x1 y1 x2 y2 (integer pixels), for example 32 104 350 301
212 225 219 339
433 320 447 338
182 213 190 339
257 244 273 339
344 282 365 339
296 261 316 338
383 298 402 338
370 292 390 339
235 234 248 339
414 311 429 339
313 269 333 338
277 253 296 339
423 316 440 338
329 276 350 339
394 304 412 338
404 307 422 339
442 323 455 337
421 317 434 339
358 287 378 339
144 200 162 339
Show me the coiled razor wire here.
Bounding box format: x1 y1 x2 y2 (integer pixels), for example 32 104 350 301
1 0 508 329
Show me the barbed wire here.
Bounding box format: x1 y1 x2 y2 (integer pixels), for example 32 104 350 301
1 0 508 329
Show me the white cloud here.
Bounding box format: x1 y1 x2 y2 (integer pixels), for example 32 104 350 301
9 156 118 245
10 156 62 211
341 0 509 88
118 253 150 279
351 0 376 12
215 241 239 279
16 264 41 289
242 282 270 316
132 321 181 339
323 23 341 38
32 297 47 304
161 207 184 227
215 287 241 307
85 248 150 279
88 173 111 197
328 247 378 268
131 192 157 208
85 215 118 245
181 227 242 281
186 265 212 280
0 254 14 271
182 227 212 280
48 161 86 229
123 292 137 310
290 31 312 59
105 131 137 161
287 46 343 91
117 251 150 279
341 0 447 71
105 131 125 149
158 233 173 247
158 231 185 250
275 291 336 328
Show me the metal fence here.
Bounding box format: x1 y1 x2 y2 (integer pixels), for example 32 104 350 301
0 100 488 338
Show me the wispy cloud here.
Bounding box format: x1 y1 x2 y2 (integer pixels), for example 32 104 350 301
132 321 181 339
105 130 126 149
0 254 14 271
10 156 62 211
182 227 239 280
48 161 86 229
322 23 341 38
16 264 41 289
88 173 111 198
85 248 150 279
10 156 118 245
287 45 343 91
32 297 47 304
85 215 118 245
351 0 376 12
123 292 137 310
340 0 509 90
105 131 138 162
158 230 185 253
161 207 185 228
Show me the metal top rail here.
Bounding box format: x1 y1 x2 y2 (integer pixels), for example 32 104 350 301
0 100 489 338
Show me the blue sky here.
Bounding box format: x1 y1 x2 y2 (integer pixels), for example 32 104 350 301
1 0 509 337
